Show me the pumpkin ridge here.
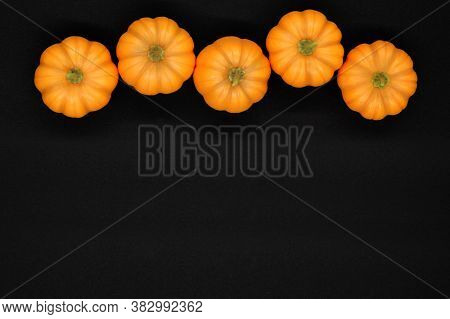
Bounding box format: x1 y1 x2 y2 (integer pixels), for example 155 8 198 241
394 78 418 85
206 44 236 71
139 18 157 44
196 63 225 74
119 51 148 60
384 44 399 71
132 62 151 88
316 41 342 49
345 55 375 74
60 43 77 68
77 93 91 115
157 66 173 93
88 67 118 84
372 41 390 66
38 63 66 73
67 38 92 68
57 98 68 116
42 48 71 71
362 88 377 112
338 79 371 91
164 55 195 71
236 40 247 67
89 61 118 79
314 20 331 41
62 37 83 66
126 28 150 47
388 82 413 96
83 45 109 72
273 24 298 42
306 12 318 39
279 53 301 77
268 36 297 50
269 27 299 46
163 61 185 82
351 47 377 71
164 50 194 58
86 47 106 67
311 54 336 72
243 75 270 82
119 59 146 74
246 51 270 72
244 57 265 73
386 88 406 112
198 76 230 94
376 90 388 116
152 18 161 45
39 82 65 96
388 67 416 78
380 89 395 115
304 58 312 85
145 18 160 40
316 22 340 43
345 87 372 106
372 43 388 71
290 12 306 39
83 77 114 95
212 43 234 67
267 45 296 55
96 45 115 66
79 41 94 69
241 40 260 67
370 96 385 119
237 84 254 104
310 59 329 84
164 27 183 50
155 63 163 94
221 85 233 108
245 64 270 75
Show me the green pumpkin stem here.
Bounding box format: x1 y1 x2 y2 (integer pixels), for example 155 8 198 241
298 39 317 56
66 68 83 84
148 45 165 62
372 72 390 89
228 67 245 87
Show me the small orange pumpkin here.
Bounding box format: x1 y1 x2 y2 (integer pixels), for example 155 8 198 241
193 36 271 113
337 41 418 120
266 10 344 88
34 36 118 118
116 17 196 95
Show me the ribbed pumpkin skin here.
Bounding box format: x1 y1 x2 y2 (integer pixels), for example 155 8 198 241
194 36 271 113
337 41 418 120
34 36 118 118
266 10 344 88
116 17 196 96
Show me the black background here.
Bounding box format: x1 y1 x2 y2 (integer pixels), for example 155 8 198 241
0 0 449 298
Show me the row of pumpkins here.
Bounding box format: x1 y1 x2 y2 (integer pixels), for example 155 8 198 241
34 10 418 120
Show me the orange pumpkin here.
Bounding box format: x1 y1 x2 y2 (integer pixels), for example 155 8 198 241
34 36 118 118
337 41 418 120
266 10 344 88
193 36 271 113
116 17 196 95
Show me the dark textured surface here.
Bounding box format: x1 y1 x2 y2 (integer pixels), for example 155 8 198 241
0 0 449 298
